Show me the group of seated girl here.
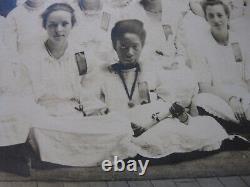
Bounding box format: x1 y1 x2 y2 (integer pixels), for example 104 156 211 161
0 0 249 168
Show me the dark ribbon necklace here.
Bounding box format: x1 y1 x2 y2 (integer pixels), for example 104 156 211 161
112 63 140 105
45 41 53 57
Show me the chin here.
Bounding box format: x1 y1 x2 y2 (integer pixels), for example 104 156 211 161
53 38 66 44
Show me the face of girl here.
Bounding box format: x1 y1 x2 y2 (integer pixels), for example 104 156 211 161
115 33 143 65
205 4 229 32
46 10 72 44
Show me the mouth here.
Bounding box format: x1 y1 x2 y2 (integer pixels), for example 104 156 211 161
124 57 134 62
54 35 65 39
213 23 223 28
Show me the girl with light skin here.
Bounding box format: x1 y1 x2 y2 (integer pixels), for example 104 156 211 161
21 3 134 167
191 0 250 127
21 3 82 115
6 0 48 55
42 4 75 59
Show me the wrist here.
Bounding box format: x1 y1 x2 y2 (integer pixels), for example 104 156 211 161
228 96 236 102
228 96 242 103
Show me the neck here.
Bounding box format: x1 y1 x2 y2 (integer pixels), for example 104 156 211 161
25 0 43 8
111 62 140 72
211 28 229 45
143 1 162 14
46 40 68 59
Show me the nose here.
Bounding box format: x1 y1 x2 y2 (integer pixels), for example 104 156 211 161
56 24 63 32
127 47 134 57
213 16 220 24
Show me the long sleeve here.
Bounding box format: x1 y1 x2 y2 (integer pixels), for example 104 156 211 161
5 11 19 54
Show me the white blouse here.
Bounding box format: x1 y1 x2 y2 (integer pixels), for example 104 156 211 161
22 42 84 102
100 64 160 115
6 3 47 55
71 4 114 66
189 29 250 97
72 0 148 65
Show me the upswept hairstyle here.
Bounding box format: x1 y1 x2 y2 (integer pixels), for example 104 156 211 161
41 3 76 29
111 19 146 50
201 0 230 20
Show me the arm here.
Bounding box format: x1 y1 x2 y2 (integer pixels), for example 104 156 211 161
79 77 108 116
199 82 232 102
189 0 204 17
199 81 246 121
247 80 250 92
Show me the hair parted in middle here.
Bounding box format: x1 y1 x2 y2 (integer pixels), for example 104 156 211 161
41 3 76 29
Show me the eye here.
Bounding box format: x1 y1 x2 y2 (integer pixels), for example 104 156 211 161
48 23 57 28
208 13 214 19
133 45 139 50
62 21 69 27
217 13 223 18
120 45 127 49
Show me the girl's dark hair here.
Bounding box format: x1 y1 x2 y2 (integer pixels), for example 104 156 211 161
201 0 230 19
140 0 147 7
41 3 76 29
111 19 146 50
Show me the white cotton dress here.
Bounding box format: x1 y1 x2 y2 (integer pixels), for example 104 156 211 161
20 42 134 167
71 4 114 66
0 16 7 50
188 28 250 123
6 3 47 55
0 48 32 147
100 64 229 158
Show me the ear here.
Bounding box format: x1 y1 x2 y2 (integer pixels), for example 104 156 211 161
112 40 117 51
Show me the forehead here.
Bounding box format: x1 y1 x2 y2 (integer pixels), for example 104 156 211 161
83 0 101 6
143 0 160 3
206 4 226 14
118 33 142 45
47 10 71 23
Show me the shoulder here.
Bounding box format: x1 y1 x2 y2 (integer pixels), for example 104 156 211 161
229 30 248 46
6 5 24 20
0 16 5 23
21 42 47 66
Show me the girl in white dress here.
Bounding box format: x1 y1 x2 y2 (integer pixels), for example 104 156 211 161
21 3 134 167
187 0 250 127
139 0 199 114
71 0 112 66
99 19 229 159
6 0 48 55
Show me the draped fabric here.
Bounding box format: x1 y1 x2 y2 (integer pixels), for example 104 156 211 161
99 65 229 159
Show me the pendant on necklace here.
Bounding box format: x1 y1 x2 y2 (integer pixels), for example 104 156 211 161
128 100 135 108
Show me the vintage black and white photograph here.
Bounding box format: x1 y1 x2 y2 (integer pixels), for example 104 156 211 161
0 0 250 186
